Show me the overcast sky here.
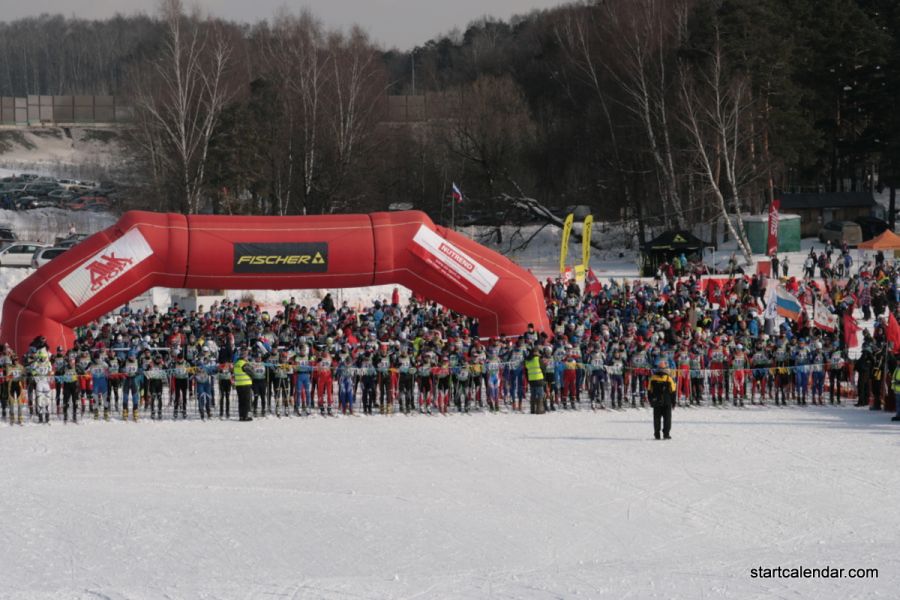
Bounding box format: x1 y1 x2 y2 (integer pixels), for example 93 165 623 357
4 0 571 50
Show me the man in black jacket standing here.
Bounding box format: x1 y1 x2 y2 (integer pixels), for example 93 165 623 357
648 360 676 440
855 347 874 408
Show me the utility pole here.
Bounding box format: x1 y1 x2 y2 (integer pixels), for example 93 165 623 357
411 49 417 96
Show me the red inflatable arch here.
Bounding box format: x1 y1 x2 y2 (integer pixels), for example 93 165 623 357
0 210 549 354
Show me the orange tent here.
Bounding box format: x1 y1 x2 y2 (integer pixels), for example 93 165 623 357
858 229 900 249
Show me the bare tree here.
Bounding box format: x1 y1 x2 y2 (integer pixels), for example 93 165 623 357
679 25 753 263
260 16 384 215
599 0 687 228
130 0 233 213
265 9 326 215
443 74 534 196
322 26 386 213
554 7 639 233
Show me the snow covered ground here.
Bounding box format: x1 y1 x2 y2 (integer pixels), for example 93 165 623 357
0 167 896 597
1 405 897 599
0 128 125 181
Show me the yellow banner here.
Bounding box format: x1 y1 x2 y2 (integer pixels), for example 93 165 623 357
582 215 593 269
574 264 585 283
560 213 574 275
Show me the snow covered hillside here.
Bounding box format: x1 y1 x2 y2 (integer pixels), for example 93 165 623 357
1 406 896 599
0 128 125 181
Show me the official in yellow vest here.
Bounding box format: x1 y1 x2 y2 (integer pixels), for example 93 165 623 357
525 348 545 415
648 360 676 440
234 348 253 421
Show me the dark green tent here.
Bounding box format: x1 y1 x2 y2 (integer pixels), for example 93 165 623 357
640 230 713 276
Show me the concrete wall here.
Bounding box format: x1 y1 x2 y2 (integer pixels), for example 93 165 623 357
0 95 132 126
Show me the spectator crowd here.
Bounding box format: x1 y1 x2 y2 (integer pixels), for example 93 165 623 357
3 242 900 425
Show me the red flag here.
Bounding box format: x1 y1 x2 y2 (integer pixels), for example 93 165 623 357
767 199 780 256
706 279 719 304
843 312 860 349
887 313 900 353
585 267 602 295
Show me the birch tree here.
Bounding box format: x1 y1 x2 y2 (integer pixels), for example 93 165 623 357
600 0 687 228
266 10 326 215
679 25 754 264
130 0 233 213
321 26 386 213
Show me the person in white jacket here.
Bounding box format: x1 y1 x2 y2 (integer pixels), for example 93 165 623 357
32 348 54 424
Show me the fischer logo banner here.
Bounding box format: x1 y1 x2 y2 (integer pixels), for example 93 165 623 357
410 225 498 295
59 229 154 306
233 242 328 273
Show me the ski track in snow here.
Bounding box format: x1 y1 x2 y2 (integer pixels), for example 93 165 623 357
1 406 897 599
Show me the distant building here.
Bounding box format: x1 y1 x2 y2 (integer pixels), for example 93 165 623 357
779 192 876 237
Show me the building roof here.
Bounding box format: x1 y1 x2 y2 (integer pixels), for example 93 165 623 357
779 192 875 210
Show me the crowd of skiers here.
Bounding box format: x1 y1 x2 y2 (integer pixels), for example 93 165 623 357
2 247 900 425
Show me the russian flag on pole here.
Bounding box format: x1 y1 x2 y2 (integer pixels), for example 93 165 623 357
451 182 463 204
774 285 802 321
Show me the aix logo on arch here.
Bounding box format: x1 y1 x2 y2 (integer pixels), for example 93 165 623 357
233 242 328 273
58 228 154 306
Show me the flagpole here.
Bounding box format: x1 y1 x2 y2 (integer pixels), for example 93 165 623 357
451 191 455 230
879 343 888 410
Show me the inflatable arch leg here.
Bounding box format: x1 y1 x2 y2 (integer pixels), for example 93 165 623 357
1 211 549 354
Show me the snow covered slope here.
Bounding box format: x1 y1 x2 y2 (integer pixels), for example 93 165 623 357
1 406 896 599
0 206 116 245
0 128 125 181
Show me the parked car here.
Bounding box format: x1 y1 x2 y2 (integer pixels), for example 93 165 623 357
853 216 890 241
67 195 110 211
56 238 87 249
0 242 50 267
0 225 17 243
818 220 864 246
47 189 75 201
14 195 40 209
23 183 60 195
22 197 59 210
56 178 89 190
30 246 68 268
54 233 89 245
